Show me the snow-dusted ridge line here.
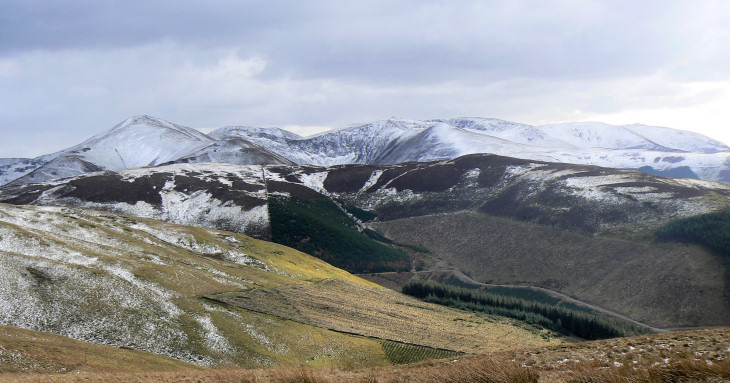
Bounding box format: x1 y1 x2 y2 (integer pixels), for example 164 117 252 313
3 115 730 186
210 116 730 182
2 115 292 186
4 153 730 240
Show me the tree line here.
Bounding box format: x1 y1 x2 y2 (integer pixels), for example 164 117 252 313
655 210 730 257
402 280 650 340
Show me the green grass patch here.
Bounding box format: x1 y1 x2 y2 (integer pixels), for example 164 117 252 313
269 196 410 273
379 340 460 365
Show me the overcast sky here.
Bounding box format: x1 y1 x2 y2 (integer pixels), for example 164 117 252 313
2 0 730 157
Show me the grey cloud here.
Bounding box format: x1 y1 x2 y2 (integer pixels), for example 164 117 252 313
2 1 730 157
0 1 304 51
2 0 720 84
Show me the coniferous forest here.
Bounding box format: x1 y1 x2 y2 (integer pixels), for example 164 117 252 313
402 280 651 340
655 210 730 257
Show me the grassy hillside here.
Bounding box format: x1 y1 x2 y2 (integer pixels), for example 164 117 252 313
0 325 197 374
0 203 561 369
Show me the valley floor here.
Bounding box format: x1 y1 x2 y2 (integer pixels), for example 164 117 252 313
2 328 729 383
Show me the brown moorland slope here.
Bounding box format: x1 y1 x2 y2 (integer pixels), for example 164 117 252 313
371 211 730 328
2 328 728 383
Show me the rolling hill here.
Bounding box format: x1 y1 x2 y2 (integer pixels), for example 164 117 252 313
3 154 730 329
3 115 730 380
0 202 562 369
0 324 198 374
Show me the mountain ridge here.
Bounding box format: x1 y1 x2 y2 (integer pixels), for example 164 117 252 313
3 115 730 186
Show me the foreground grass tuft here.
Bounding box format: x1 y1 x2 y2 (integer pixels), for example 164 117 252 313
567 358 730 383
0 358 538 383
4 328 729 382
273 368 328 383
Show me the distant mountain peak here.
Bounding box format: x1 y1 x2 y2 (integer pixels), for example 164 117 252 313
104 115 212 142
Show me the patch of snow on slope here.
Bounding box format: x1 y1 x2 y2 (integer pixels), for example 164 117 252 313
75 200 159 220
160 188 269 235
296 171 329 193
196 314 233 354
102 264 180 310
612 186 658 193
502 163 543 179
0 253 192 362
125 220 267 272
263 167 288 182
562 174 642 203
360 170 384 192
224 250 269 269
365 188 421 210
0 225 99 268
119 162 265 184
671 177 730 190
564 174 638 189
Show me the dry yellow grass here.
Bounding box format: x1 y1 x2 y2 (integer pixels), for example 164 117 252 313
276 279 565 353
4 328 728 383
208 278 568 354
0 358 539 383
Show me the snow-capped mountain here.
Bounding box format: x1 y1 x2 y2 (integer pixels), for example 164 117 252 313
212 117 730 182
212 118 433 166
3 115 730 186
436 118 729 152
2 116 292 185
210 126 302 141
541 121 730 152
166 137 295 166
